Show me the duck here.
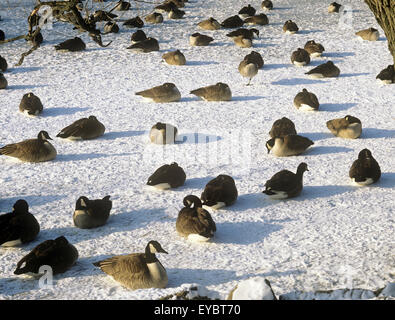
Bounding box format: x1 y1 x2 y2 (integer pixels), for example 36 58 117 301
266 134 314 157
115 0 131 11
233 35 253 48
14 236 78 275
328 2 342 13
244 51 264 69
56 116 105 140
103 21 119 34
283 20 299 34
176 195 216 242
55 37 86 52
168 8 185 19
189 33 214 46
226 28 259 40
244 13 269 26
147 162 186 189
127 37 159 52
304 40 325 57
326 115 362 139
238 4 256 19
221 15 244 28
145 12 164 24
162 50 186 66
0 72 8 89
0 55 7 72
261 0 273 11
73 195 112 229
376 65 395 84
201 175 238 210
0 200 40 247
198 17 221 30
130 30 147 44
305 61 340 78
262 163 309 199
0 131 57 162
349 149 381 186
355 27 379 41
149 122 178 144
135 83 181 103
190 82 232 101
238 58 258 86
93 240 168 290
123 16 144 28
269 117 297 138
19 92 44 116
293 88 319 111
291 48 311 67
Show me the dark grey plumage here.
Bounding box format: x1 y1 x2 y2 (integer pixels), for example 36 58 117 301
293 88 319 111
269 117 297 138
283 20 299 33
349 149 381 186
55 37 86 52
136 83 181 103
127 37 159 52
238 4 256 18
155 1 178 13
104 21 119 34
305 61 340 78
115 0 131 11
0 72 8 90
189 33 214 46
226 28 259 40
244 13 269 26
145 12 164 24
147 163 186 189
130 30 147 44
266 134 314 157
123 16 144 28
304 40 325 57
0 29 5 41
376 65 395 84
221 15 244 28
261 0 273 11
19 92 43 116
168 8 185 19
244 51 264 69
73 196 112 229
56 116 105 140
190 82 232 101
0 55 7 72
291 48 311 66
201 175 238 209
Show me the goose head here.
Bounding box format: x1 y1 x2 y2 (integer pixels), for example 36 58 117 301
358 148 372 160
297 162 309 175
13 199 29 213
76 196 89 209
38 131 52 141
183 195 202 208
146 240 168 255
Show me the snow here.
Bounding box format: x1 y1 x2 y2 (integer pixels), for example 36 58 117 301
0 0 394 300
228 277 276 300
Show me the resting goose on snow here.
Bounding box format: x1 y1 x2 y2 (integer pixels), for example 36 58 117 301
147 162 186 189
127 37 159 53
136 83 181 103
233 35 253 48
123 16 144 28
93 240 168 290
14 236 78 275
176 195 216 242
227 28 259 40
201 175 238 210
244 51 264 69
349 149 381 186
168 8 185 19
189 33 214 46
244 13 269 26
0 131 56 162
130 30 147 44
103 21 119 34
262 163 309 199
266 134 314 157
305 61 340 78
0 72 7 89
261 0 273 11
198 17 221 30
326 115 362 139
162 50 186 66
115 1 131 11
73 195 112 229
149 122 178 144
221 15 244 28
238 4 256 19
293 88 319 111
0 55 7 72
355 27 379 41
283 20 299 34
155 1 177 13
145 12 164 24
0 200 40 247
190 82 232 101
56 116 105 140
19 92 43 116
269 117 297 138
55 37 86 52
304 40 325 57
376 65 395 84
291 48 311 67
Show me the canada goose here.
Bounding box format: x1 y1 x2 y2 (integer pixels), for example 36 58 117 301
130 30 147 44
149 122 178 144
147 162 186 189
244 13 269 26
201 175 238 210
221 15 244 28
244 51 264 69
189 33 214 46
190 82 232 101
283 20 299 34
103 21 119 34
92 10 118 22
127 37 159 52
328 2 342 13
226 28 259 40
73 195 112 229
155 1 177 13
176 195 216 242
115 0 131 11
198 17 221 30
355 28 379 41
0 131 57 162
293 88 319 111
135 83 181 103
266 134 314 157
162 50 186 65
19 92 43 116
0 55 7 72
376 65 395 84
145 12 164 24
55 37 86 52
56 116 105 140
233 35 253 48
261 0 273 11
349 149 381 186
291 48 311 66
167 0 185 8
304 40 325 57
0 73 7 89
305 61 340 78
269 117 297 138
238 4 256 19
168 8 185 19
227 277 277 300
14 236 78 275
123 16 144 28
262 163 309 199
0 29 4 41
93 240 168 290
0 200 40 247
238 59 258 86
326 115 362 139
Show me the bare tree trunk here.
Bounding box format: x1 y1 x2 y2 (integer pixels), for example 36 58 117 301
364 0 395 68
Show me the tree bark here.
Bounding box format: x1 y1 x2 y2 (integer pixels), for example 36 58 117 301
364 0 395 67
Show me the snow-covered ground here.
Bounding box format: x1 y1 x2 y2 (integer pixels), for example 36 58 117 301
0 0 394 300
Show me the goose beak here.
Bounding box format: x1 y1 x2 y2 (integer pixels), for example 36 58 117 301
160 248 168 254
